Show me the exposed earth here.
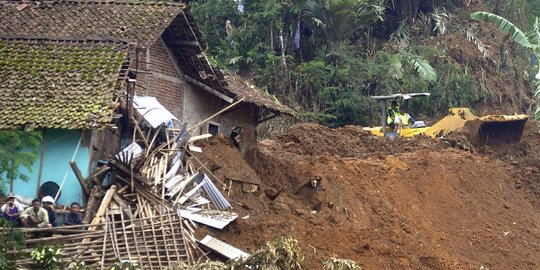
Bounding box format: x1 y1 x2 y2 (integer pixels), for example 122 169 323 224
194 121 540 270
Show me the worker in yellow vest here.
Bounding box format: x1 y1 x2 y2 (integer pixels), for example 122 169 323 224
387 100 399 130
395 107 413 133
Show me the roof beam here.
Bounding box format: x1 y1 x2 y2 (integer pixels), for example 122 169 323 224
185 75 234 103
170 40 200 47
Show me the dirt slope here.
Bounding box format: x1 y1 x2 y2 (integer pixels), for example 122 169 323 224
195 123 540 270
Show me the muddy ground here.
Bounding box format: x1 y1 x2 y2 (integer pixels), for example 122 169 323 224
193 121 540 270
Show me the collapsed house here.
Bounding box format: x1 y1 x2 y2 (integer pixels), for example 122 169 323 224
0 0 294 268
0 0 293 206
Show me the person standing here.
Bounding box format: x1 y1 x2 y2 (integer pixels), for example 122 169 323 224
20 199 50 228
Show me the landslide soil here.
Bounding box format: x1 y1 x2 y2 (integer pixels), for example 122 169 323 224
195 122 540 270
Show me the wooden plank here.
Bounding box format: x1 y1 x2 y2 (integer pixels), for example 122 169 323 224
110 159 153 186
81 185 117 248
70 161 90 196
185 75 233 103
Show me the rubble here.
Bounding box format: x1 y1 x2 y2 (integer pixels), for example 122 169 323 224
11 98 244 269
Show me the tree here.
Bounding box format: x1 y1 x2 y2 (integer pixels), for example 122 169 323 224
0 130 42 192
470 11 540 118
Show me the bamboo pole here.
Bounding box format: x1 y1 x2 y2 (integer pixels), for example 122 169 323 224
147 210 163 268
137 211 155 270
188 97 245 133
35 128 47 197
119 210 132 262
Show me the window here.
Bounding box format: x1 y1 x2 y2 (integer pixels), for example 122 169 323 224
208 122 220 135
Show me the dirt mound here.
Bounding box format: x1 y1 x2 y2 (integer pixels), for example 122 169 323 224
269 123 447 158
194 123 540 270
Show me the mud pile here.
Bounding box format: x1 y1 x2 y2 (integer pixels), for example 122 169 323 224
194 123 540 270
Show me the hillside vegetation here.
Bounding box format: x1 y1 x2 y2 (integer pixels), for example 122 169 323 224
191 0 540 127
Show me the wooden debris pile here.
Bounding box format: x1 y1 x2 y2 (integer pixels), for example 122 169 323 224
14 106 244 269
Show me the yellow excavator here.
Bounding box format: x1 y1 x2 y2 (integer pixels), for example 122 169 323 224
363 93 529 145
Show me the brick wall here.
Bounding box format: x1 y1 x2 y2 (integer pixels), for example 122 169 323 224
134 38 185 117
183 86 258 161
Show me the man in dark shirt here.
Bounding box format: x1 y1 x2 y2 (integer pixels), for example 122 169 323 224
64 202 83 226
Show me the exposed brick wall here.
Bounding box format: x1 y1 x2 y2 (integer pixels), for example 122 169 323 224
133 38 185 117
183 86 258 161
128 38 259 160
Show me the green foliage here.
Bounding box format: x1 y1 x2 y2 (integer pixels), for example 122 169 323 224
167 261 228 270
238 236 304 269
323 258 362 270
30 246 62 270
0 218 25 270
427 63 482 116
470 12 532 48
167 236 304 270
0 129 42 191
107 261 141 270
192 0 538 128
471 11 540 118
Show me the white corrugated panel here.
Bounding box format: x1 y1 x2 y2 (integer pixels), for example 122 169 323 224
196 174 231 210
179 208 237 229
133 96 178 128
198 235 250 260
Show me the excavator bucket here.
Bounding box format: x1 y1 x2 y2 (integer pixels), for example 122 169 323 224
424 108 528 145
466 114 528 146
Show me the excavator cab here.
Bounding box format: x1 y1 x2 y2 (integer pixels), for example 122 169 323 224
363 93 431 138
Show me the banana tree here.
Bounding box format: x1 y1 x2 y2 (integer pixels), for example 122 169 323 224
470 12 539 69
471 11 540 117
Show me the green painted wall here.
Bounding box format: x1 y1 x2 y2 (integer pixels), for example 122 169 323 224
13 129 89 206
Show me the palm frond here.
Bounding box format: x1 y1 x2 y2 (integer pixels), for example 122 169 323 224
390 22 410 49
465 29 496 63
404 54 437 81
323 258 362 270
227 56 244 65
388 57 403 80
431 8 450 35
470 11 532 48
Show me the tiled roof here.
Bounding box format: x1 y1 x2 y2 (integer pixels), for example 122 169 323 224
0 0 291 120
0 0 186 48
225 75 295 116
0 36 130 129
0 0 227 93
162 11 227 91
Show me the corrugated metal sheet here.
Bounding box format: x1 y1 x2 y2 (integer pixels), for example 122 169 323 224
198 235 249 260
115 142 143 163
179 209 237 229
133 96 178 128
196 173 231 210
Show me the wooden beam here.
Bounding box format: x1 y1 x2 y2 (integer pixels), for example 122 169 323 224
127 78 136 125
257 113 279 125
185 75 234 103
84 165 110 186
89 185 116 229
169 40 200 47
69 161 90 196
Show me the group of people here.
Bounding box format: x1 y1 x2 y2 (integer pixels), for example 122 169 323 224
1 193 83 229
387 100 413 132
